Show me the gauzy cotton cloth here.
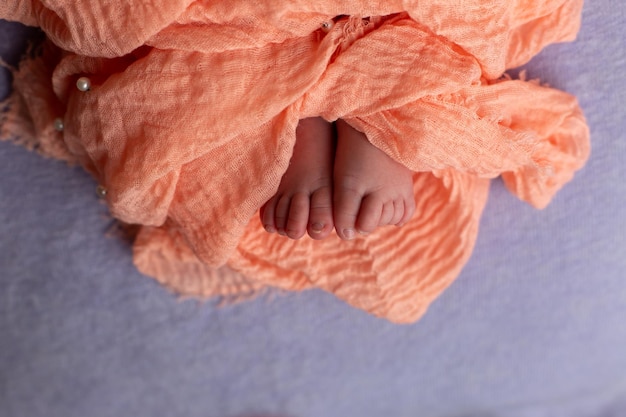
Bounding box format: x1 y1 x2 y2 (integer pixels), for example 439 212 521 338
0 0 589 323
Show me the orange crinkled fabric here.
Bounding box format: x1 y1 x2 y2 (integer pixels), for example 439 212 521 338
0 0 589 323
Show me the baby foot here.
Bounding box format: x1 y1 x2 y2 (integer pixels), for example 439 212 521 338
260 117 335 240
333 119 415 240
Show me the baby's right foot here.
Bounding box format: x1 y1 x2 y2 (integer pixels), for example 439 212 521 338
333 119 416 240
260 117 335 240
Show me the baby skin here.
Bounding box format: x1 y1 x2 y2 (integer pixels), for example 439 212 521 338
260 117 416 240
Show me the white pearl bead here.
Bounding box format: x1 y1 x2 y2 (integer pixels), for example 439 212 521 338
53 118 64 132
96 185 107 198
321 21 334 33
76 77 91 92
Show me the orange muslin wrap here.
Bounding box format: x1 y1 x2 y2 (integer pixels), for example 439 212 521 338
1 1 589 323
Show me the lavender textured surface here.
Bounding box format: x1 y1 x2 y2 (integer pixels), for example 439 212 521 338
1 3 625 417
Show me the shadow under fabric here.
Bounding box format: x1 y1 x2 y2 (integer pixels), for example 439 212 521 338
0 0 590 323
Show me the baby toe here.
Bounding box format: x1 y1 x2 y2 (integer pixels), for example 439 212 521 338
274 195 292 236
390 199 406 226
355 194 382 235
378 201 395 226
308 186 334 240
398 197 416 226
285 192 309 239
333 187 362 240
260 197 278 234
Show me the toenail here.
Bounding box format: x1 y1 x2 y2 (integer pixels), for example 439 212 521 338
358 229 370 235
310 223 325 233
343 229 355 240
264 224 276 233
278 230 287 236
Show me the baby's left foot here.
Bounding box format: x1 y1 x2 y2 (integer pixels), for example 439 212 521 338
333 119 416 240
260 117 335 240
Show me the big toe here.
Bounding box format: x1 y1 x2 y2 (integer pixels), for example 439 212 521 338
307 186 334 240
333 187 363 240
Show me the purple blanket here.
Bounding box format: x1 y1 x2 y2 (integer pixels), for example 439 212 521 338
1 3 625 416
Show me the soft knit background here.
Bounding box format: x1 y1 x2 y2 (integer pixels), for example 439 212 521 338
1 1 625 416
